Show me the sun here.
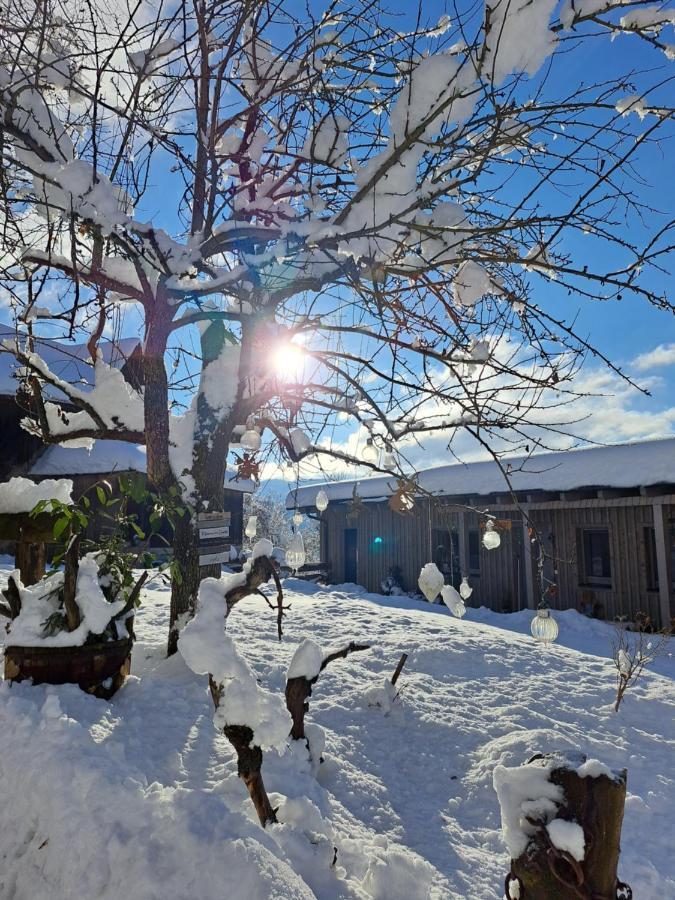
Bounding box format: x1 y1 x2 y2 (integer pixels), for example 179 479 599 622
272 341 306 380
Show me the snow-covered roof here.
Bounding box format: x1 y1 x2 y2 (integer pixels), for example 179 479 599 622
287 437 675 508
0 324 140 398
29 440 255 492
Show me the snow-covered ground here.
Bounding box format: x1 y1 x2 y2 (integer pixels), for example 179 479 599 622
0 570 673 899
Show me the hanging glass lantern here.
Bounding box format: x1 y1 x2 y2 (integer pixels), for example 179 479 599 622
418 562 445 603
441 584 466 618
293 510 304 526
286 531 306 571
483 519 501 550
244 515 258 539
315 489 329 513
241 428 261 451
530 605 559 645
382 442 396 469
362 438 378 464
459 576 473 601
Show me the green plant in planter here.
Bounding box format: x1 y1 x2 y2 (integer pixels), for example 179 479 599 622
14 473 187 643
1 475 187 696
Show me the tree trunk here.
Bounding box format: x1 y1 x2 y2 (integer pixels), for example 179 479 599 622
506 753 629 900
15 541 45 586
168 318 240 655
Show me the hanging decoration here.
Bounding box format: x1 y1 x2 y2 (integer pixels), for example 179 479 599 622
382 442 396 469
441 584 466 618
286 531 306 572
389 479 416 515
293 510 304 526
315 489 329 513
244 516 258 539
530 602 559 645
482 518 501 550
361 437 378 464
240 418 262 452
233 452 261 482
418 563 445 603
459 576 473 601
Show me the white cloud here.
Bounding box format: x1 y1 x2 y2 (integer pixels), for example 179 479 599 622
632 343 675 372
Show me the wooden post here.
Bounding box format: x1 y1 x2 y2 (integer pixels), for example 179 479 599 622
652 502 672 630
15 541 46 586
503 753 629 900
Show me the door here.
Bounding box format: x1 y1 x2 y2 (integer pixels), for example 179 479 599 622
344 528 358 584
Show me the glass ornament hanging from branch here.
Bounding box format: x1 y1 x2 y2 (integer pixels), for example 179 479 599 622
459 576 473 600
418 562 444 603
441 584 466 618
286 531 306 572
531 604 559 645
482 519 501 550
361 438 378 464
315 489 329 513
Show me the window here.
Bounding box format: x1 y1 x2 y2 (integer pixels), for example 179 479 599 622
578 528 611 586
468 529 481 574
644 526 659 591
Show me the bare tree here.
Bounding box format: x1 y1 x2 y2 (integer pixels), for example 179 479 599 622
611 621 670 712
1 0 674 652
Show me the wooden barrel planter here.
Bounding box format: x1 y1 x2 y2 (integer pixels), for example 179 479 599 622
4 636 133 700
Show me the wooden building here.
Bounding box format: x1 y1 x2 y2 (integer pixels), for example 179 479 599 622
288 438 675 629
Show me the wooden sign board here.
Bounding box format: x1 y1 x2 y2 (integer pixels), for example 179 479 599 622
198 511 231 567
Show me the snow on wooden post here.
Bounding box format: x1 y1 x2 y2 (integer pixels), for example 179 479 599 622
494 751 630 900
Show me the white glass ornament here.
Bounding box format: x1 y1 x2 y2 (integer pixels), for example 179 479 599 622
293 510 304 526
530 607 559 645
459 576 473 601
244 516 258 539
418 562 445 603
315 489 329 512
290 427 311 454
240 428 261 452
362 438 378 464
483 520 501 550
286 531 306 571
441 584 466 618
382 443 396 469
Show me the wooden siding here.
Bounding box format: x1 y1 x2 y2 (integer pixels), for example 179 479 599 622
320 496 675 627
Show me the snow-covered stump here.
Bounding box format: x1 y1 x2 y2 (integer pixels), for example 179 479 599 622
494 752 630 900
285 640 370 743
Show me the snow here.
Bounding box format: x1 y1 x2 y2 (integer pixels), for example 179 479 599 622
492 758 563 858
452 260 504 308
0 476 72 513
288 639 325 681
484 0 558 83
288 436 675 507
29 439 254 492
546 818 585 861
7 554 126 647
0 570 673 897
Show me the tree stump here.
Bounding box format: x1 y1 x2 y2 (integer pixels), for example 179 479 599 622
501 752 630 900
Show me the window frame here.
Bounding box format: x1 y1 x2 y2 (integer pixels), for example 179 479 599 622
578 526 612 588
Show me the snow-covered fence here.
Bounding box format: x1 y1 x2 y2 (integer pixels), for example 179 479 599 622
494 751 630 899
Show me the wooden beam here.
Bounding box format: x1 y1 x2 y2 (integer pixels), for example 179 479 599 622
652 502 672 629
